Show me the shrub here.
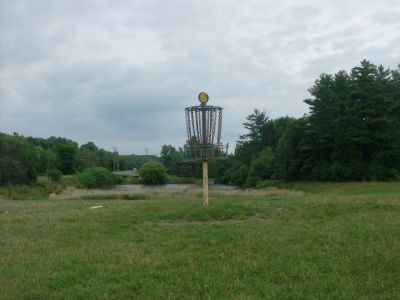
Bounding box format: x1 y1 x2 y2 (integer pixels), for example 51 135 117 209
0 157 28 185
0 134 39 185
139 161 167 185
230 165 249 187
60 175 80 188
369 164 397 181
0 184 50 200
36 179 64 195
77 167 118 189
246 147 276 187
49 168 62 182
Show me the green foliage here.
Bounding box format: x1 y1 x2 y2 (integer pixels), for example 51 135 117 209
36 179 64 195
0 133 40 185
54 142 78 174
235 109 269 165
78 167 119 189
76 142 100 171
0 180 64 200
300 60 400 181
139 161 168 185
223 60 400 185
274 118 306 181
245 147 276 187
240 109 269 145
60 175 80 188
230 164 249 187
0 157 28 185
118 154 160 171
49 168 62 182
160 145 180 175
178 160 202 178
0 132 161 187
0 185 44 200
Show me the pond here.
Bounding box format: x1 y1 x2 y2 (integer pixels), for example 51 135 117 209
114 184 236 191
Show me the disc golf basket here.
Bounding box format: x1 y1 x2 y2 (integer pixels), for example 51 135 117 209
181 92 228 209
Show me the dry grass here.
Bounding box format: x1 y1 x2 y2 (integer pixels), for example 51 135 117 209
48 187 149 200
48 186 304 202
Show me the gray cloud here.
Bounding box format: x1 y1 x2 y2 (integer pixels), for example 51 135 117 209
1 0 399 154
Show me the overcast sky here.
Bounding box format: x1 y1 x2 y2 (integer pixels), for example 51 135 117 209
1 0 399 155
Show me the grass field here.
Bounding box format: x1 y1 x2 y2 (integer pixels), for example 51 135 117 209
0 182 399 299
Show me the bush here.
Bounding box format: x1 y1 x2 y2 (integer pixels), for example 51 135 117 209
77 167 118 189
246 147 276 187
0 157 29 185
139 161 167 185
36 179 64 195
327 162 368 181
0 133 40 185
0 184 51 200
230 165 249 187
369 164 398 181
49 168 62 182
60 175 80 188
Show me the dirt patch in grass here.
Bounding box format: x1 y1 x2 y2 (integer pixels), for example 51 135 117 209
143 214 273 226
143 220 223 226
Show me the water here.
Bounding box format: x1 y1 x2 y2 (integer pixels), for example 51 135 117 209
114 184 236 191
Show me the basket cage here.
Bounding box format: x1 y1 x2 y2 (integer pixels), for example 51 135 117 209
181 104 228 162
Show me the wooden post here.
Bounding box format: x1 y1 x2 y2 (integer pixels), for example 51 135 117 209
203 160 208 209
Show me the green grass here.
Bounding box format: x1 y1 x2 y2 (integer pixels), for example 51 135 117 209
0 183 399 299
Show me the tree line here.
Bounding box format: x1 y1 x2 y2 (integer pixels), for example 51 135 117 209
216 60 400 186
0 133 158 185
1 60 399 186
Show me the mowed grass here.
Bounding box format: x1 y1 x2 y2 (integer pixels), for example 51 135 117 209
0 183 399 299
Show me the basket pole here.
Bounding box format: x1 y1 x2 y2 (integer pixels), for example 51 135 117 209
202 160 208 210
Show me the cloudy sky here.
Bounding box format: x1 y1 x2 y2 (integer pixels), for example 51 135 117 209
1 0 399 155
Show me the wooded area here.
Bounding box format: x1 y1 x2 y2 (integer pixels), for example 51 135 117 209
226 60 400 184
1 60 399 186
